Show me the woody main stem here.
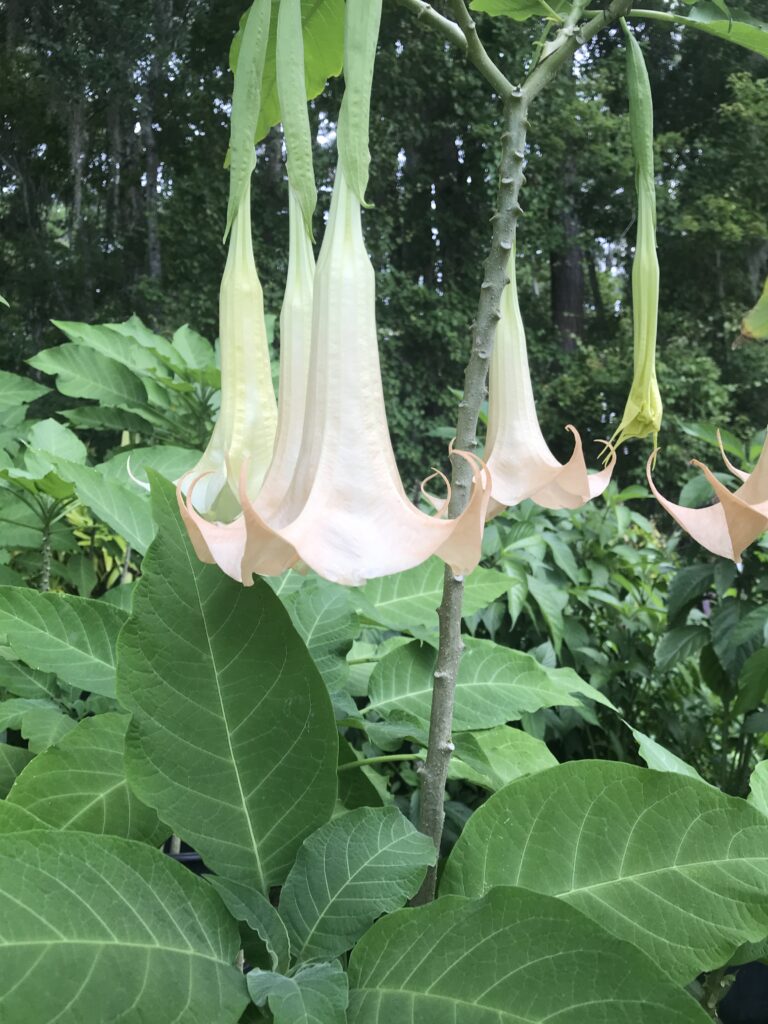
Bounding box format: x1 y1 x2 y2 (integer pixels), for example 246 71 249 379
411 0 634 905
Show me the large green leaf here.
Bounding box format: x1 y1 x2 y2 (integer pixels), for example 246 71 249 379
0 801 47 834
54 459 155 553
655 624 709 672
6 713 164 842
366 638 613 731
358 559 509 632
248 962 348 1024
667 564 714 625
442 761 768 983
118 478 338 891
0 586 126 698
449 725 557 790
347 887 708 1023
0 369 49 410
470 0 570 20
50 319 166 376
0 742 33 797
0 656 62 700
28 343 149 408
748 760 768 817
17 706 77 752
208 876 291 973
629 725 704 780
279 806 435 962
287 580 358 691
634 3 768 60
0 831 248 1022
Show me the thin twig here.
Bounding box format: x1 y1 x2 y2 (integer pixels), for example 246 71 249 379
447 0 516 97
337 753 423 772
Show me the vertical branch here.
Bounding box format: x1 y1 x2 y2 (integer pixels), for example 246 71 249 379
408 0 634 905
414 92 530 904
40 522 52 593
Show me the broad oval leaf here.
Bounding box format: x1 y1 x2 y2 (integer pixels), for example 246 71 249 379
279 806 435 962
348 887 709 1023
657 2 768 60
53 460 156 554
367 638 613 731
118 478 338 892
249 961 348 1024
655 624 709 673
0 587 126 698
0 368 49 410
0 742 33 798
0 831 248 1023
748 760 768 818
449 725 557 790
358 558 508 632
6 713 164 842
28 343 149 408
442 761 768 982
0 802 47 834
208 875 291 973
286 580 358 691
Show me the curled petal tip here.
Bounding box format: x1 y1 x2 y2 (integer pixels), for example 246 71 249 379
126 456 151 493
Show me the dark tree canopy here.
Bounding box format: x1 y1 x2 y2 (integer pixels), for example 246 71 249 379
1 0 766 486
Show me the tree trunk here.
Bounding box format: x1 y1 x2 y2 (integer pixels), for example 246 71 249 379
140 106 162 282
550 204 584 353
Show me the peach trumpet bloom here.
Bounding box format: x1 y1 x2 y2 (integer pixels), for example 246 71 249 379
484 250 615 516
180 170 490 586
648 435 768 562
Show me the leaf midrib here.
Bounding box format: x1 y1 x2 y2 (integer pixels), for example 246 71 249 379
186 549 266 893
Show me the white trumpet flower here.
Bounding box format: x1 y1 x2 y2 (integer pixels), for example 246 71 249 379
484 250 615 515
180 170 490 586
184 171 277 520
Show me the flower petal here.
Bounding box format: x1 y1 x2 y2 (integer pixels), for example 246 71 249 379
647 448 768 562
485 252 614 512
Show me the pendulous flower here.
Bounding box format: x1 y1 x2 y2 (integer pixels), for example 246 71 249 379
484 249 615 515
181 169 490 586
648 434 768 562
183 168 277 520
610 23 663 449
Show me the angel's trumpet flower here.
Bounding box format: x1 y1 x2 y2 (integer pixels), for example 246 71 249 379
484 249 615 516
183 171 278 520
180 170 490 586
610 24 663 449
648 435 768 562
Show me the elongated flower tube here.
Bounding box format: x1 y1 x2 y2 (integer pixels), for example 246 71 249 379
484 249 615 515
184 172 278 519
648 436 768 562
610 23 663 449
181 170 490 586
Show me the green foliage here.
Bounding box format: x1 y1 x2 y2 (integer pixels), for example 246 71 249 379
5 713 164 841
279 806 435 962
0 832 248 1023
0 4 767 1022
443 761 768 982
117 478 339 891
348 887 709 1022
